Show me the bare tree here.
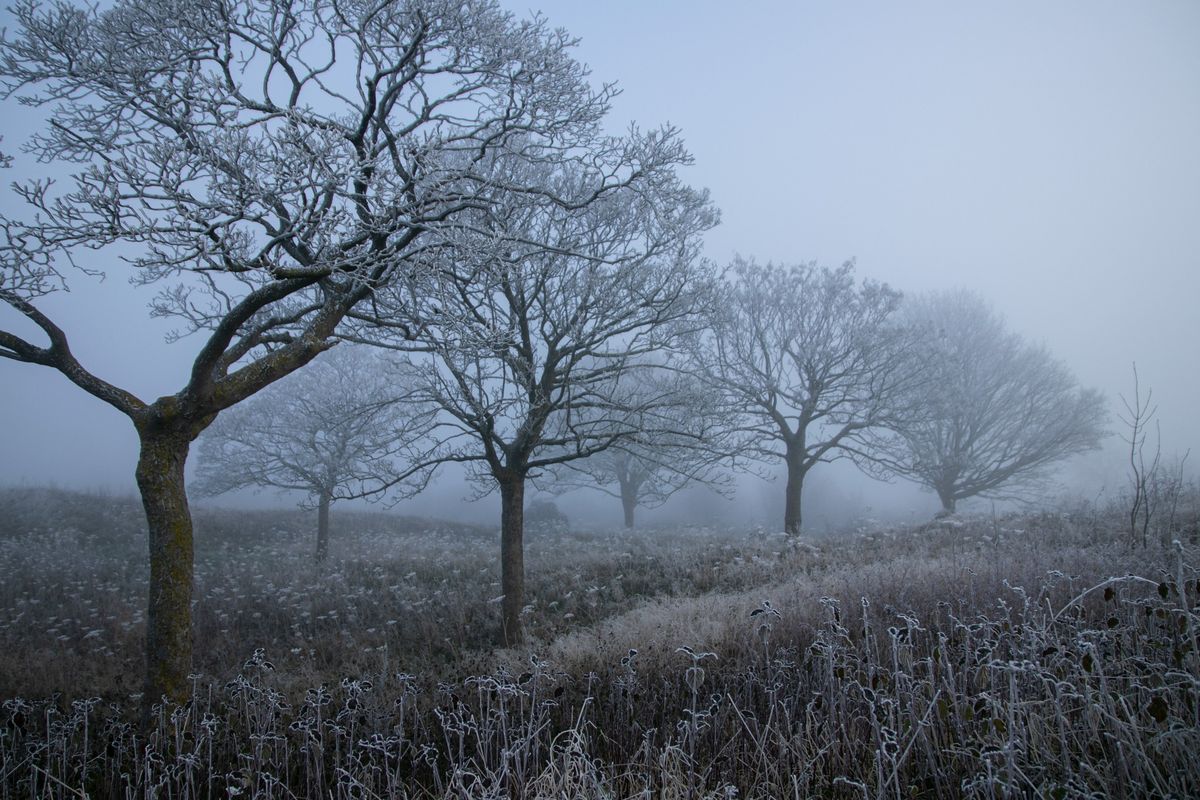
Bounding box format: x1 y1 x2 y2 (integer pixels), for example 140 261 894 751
1122 364 1162 546
692 258 915 536
552 367 733 529
195 346 431 562
372 160 716 643
872 291 1107 514
0 0 642 707
1119 364 1190 547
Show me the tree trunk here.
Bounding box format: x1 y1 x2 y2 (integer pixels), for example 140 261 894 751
135 430 194 715
499 474 526 645
936 488 957 515
621 484 637 529
783 449 806 536
315 490 332 564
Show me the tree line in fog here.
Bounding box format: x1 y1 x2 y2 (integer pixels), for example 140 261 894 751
0 0 1103 714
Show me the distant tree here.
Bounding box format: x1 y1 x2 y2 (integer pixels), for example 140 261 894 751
195 347 431 562
552 367 733 529
692 258 917 536
0 0 648 708
524 498 570 534
871 291 1107 514
563 447 729 529
372 159 716 644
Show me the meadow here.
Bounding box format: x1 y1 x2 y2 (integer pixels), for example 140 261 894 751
0 487 1197 798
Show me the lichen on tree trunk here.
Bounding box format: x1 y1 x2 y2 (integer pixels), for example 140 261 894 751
135 429 195 714
499 475 526 645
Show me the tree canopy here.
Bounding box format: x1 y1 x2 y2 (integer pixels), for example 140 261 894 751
869 290 1108 513
364 154 716 641
691 258 918 535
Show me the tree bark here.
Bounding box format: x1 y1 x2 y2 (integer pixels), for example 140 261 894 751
783 447 806 536
621 483 637 529
134 428 195 715
315 490 332 564
936 488 957 515
498 474 526 645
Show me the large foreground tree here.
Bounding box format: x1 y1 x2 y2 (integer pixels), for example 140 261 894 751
195 346 432 563
693 259 918 536
870 290 1107 513
0 0 645 708
372 159 716 644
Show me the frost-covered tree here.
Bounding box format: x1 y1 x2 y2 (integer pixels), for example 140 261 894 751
552 367 733 529
870 290 1107 514
195 346 431 562
0 0 644 707
560 446 728 530
372 158 716 643
693 259 917 536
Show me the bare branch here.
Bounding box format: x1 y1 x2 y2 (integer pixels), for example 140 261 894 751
1 289 146 416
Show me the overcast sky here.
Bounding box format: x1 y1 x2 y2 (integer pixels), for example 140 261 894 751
1 1 1197 522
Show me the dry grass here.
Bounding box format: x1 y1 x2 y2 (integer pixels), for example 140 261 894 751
1 487 1197 798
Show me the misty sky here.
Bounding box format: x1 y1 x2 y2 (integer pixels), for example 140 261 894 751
1 1 1197 523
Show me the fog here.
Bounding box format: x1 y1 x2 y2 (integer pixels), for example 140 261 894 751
2 1 1197 530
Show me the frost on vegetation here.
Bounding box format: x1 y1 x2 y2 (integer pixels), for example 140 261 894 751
1 488 1199 798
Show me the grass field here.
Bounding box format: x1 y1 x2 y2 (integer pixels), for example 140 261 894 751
1 487 1197 798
